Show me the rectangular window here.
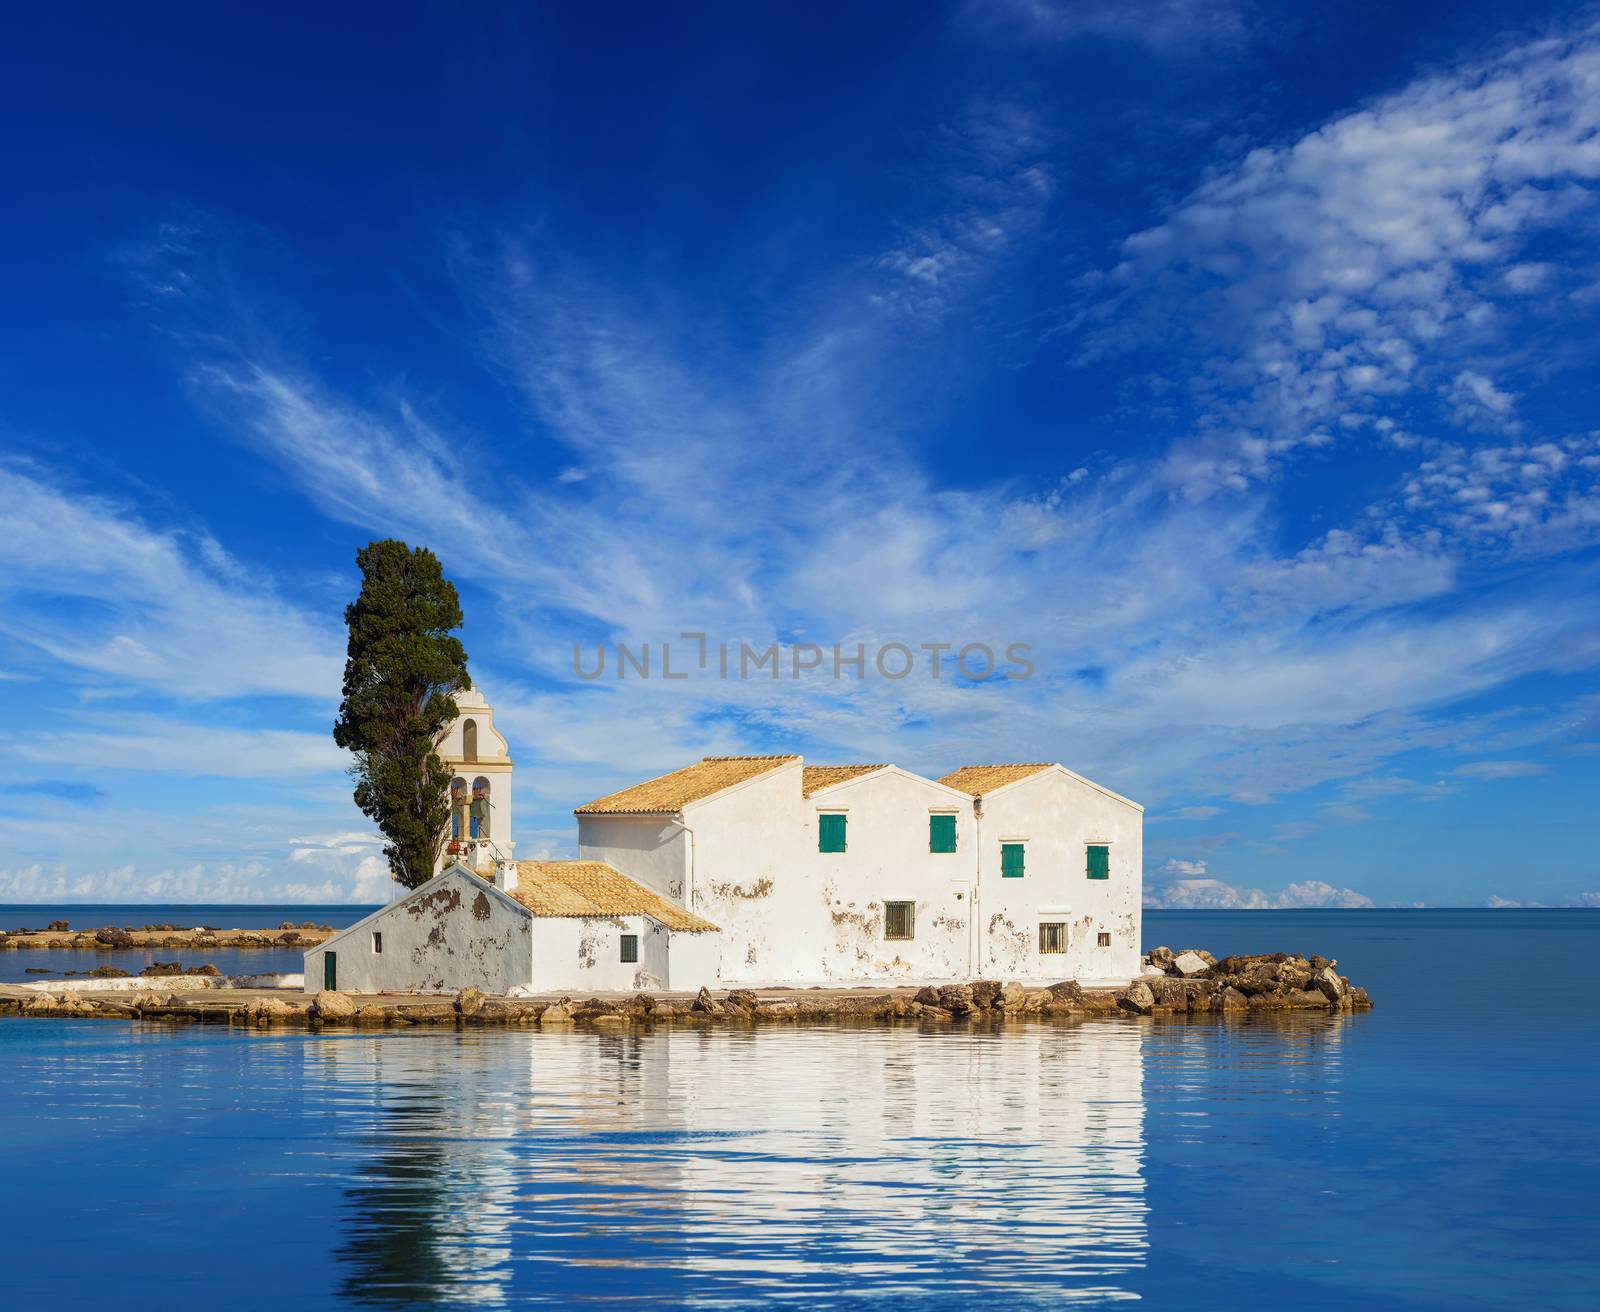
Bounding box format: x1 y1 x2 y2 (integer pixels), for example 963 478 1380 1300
818 812 848 853
884 901 914 940
1087 844 1110 879
323 952 337 991
371 932 383 955
929 813 957 853
1001 842 1026 878
1039 922 1066 954
1097 932 1111 947
620 934 638 964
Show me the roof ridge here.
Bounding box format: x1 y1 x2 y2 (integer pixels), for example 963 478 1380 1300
702 753 800 761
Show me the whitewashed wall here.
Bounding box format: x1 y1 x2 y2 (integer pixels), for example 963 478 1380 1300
304 867 533 995
685 765 978 985
577 816 691 902
527 916 722 992
974 768 1143 984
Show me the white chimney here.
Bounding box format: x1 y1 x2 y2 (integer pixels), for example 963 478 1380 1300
494 860 519 894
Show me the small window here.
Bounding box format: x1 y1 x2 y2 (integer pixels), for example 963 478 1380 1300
1001 842 1026 878
371 931 383 955
1087 844 1110 879
323 952 337 991
884 901 914 940
929 813 957 854
620 934 639 964
818 813 847 853
1039 922 1066 954
1097 932 1111 947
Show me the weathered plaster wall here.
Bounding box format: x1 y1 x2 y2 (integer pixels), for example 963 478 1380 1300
691 766 977 985
577 817 691 902
527 916 720 992
304 868 533 994
975 769 1143 984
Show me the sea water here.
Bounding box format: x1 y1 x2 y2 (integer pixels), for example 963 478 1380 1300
0 908 1595 1309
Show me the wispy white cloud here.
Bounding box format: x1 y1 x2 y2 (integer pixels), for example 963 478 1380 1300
1145 874 1376 909
1451 759 1549 780
0 462 340 699
1088 24 1600 498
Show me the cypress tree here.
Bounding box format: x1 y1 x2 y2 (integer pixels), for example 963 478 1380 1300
333 540 470 889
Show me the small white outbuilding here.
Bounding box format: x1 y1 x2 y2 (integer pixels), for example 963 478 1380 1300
304 859 721 996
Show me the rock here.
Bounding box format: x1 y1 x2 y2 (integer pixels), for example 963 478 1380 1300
354 1004 391 1026
1148 977 1188 1008
455 987 487 1017
970 980 1003 1009
246 997 292 1027
937 984 975 1015
141 962 182 976
94 926 135 949
725 989 761 1015
184 964 219 976
1312 966 1346 1003
1275 957 1314 991
691 986 726 1016
131 990 166 1010
47 920 70 932
996 981 1026 1011
1040 980 1085 1013
24 967 53 974
540 1000 575 1025
913 985 942 1006
279 931 302 946
1349 986 1373 1009
1145 946 1175 970
1116 982 1155 1015
1171 951 1210 978
757 999 797 1019
1220 986 1249 1011
314 990 357 1020
88 965 130 978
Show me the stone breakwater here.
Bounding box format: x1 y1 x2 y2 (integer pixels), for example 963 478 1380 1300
0 922 335 951
0 947 1371 1029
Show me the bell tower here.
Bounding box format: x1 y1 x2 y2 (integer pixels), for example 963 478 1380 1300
436 682 515 875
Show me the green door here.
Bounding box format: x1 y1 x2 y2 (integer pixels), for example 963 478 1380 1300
324 951 337 991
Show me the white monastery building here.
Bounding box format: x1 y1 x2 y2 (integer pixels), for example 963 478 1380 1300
307 687 1143 995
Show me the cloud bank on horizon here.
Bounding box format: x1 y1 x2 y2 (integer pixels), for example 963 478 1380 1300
0 4 1597 905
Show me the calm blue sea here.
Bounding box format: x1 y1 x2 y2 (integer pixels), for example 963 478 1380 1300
1 908 1596 1310
0 904 379 982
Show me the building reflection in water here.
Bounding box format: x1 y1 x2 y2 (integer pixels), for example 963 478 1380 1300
311 1019 1153 1306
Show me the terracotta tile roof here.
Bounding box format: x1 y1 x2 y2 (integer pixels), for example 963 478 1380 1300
937 763 1055 797
801 764 889 796
574 755 798 814
509 861 720 932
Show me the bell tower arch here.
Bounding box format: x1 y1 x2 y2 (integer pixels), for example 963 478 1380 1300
436 683 515 874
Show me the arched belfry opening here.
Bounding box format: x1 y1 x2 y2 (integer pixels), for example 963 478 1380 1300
471 777 491 840
437 684 515 875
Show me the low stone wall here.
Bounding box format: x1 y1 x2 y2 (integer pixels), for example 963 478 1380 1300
0 947 1372 1029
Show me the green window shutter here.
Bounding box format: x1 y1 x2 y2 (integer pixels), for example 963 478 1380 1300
819 813 847 853
1087 844 1110 879
1001 842 1025 877
929 814 957 853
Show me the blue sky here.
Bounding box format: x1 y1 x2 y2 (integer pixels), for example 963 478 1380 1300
2 1 1599 906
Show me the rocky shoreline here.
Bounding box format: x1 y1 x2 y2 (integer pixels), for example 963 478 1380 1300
0 921 335 951
0 947 1371 1029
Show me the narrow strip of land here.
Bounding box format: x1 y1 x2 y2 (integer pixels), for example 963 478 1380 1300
0 950 1374 1027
